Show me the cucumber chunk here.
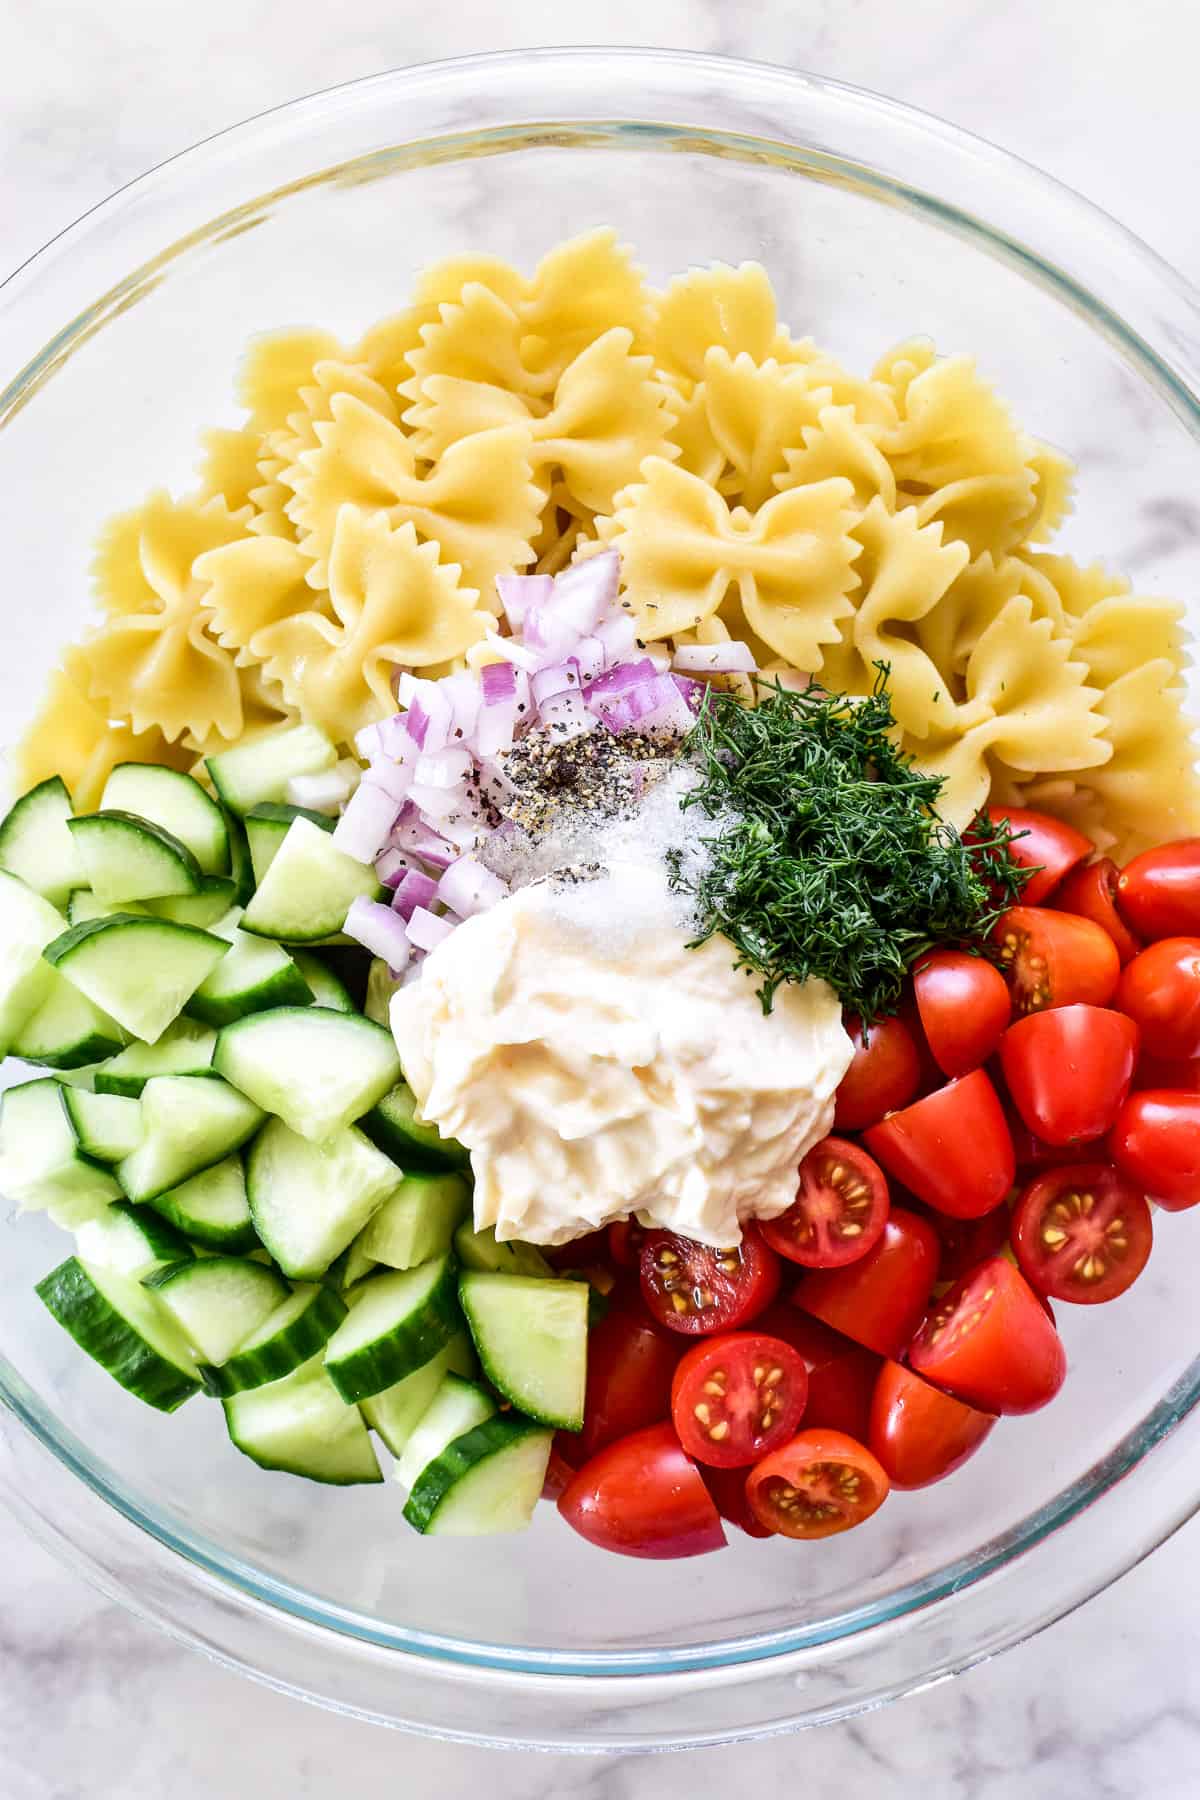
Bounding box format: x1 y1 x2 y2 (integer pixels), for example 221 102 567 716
0 776 83 907
226 812 255 906
453 1223 554 1280
245 1117 399 1278
74 1200 194 1278
223 1353 382 1484
100 764 231 876
36 1256 201 1411
214 1006 400 1142
243 803 335 888
93 1017 216 1096
338 1236 377 1291
10 968 127 1068
0 868 66 1051
323 1255 461 1402
145 877 239 928
144 1256 290 1364
201 1282 347 1396
116 1075 265 1204
61 1088 144 1163
45 915 229 1044
459 1271 588 1430
393 1372 496 1489
67 891 149 926
364 958 403 1027
207 724 337 818
360 1083 469 1172
147 1155 257 1252
0 1079 121 1221
67 811 202 903
241 817 384 944
360 1173 471 1271
291 951 354 1014
360 1331 477 1457
404 1416 552 1537
187 908 313 1027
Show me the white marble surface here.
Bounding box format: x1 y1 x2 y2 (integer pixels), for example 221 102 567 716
4 1 1200 1793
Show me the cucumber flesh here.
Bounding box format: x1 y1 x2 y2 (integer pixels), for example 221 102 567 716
364 958 403 1027
291 950 354 1013
403 1416 552 1537
207 724 337 818
116 1075 265 1204
459 1271 588 1430
36 1256 202 1411
0 777 83 907
100 764 231 876
241 817 385 944
201 1282 347 1396
339 1236 377 1291
10 968 127 1068
360 1083 469 1172
223 1353 382 1484
393 1373 496 1489
227 812 255 907
245 1117 399 1278
145 877 239 928
244 803 335 888
67 811 202 903
0 1079 121 1221
61 1088 144 1163
0 868 66 1051
146 1155 257 1252
45 915 229 1044
187 908 313 1027
93 1017 216 1096
360 1331 476 1457
73 1200 194 1277
360 1173 470 1271
323 1255 462 1403
144 1256 290 1364
214 1006 400 1142
67 892 149 926
453 1223 553 1280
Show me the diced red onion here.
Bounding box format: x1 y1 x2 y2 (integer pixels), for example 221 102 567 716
440 672 481 745
484 628 543 673
549 551 619 637
673 641 757 674
355 722 383 762
595 615 638 666
415 747 474 789
592 672 695 739
409 780 470 821
408 906 456 953
436 855 509 918
377 714 419 761
475 692 518 758
586 657 658 702
476 757 518 810
405 681 453 753
575 634 606 684
286 766 357 813
390 811 458 869
394 672 420 708
331 780 397 864
480 661 517 704
673 674 707 711
438 809 487 851
645 645 672 674
344 897 411 970
495 574 554 632
364 758 415 807
531 659 581 707
393 868 438 918
375 847 411 889
539 689 596 740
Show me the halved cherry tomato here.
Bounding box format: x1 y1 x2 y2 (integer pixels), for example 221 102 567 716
558 1422 727 1559
864 1069 1014 1219
760 1137 889 1270
992 905 1120 1014
978 807 1093 905
909 1255 1067 1414
922 1202 1011 1286
1055 858 1141 965
833 1013 921 1130
640 1225 781 1336
1117 839 1200 940
1000 1004 1139 1146
1005 1107 1089 1172
1010 1162 1152 1304
1116 938 1200 1061
912 950 1011 1076
795 1207 940 1357
756 1304 881 1439
745 1428 890 1539
671 1333 808 1469
562 1302 682 1466
545 1229 613 1272
701 1464 773 1538
1136 1053 1200 1094
541 1444 576 1502
868 1360 996 1490
1108 1089 1200 1210
607 1218 645 1270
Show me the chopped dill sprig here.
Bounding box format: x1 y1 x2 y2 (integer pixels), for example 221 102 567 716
668 670 1033 1020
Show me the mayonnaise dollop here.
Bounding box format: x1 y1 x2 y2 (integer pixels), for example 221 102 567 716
390 862 853 1249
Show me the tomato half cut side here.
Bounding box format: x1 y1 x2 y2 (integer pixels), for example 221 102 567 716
864 1068 1015 1219
1011 1163 1152 1304
909 1255 1067 1414
833 1013 921 1131
745 1428 890 1539
1055 858 1141 965
1116 938 1200 1061
557 1422 727 1559
760 1137 889 1269
756 1304 881 1439
671 1333 808 1468
1108 1090 1200 1211
912 949 1012 1077
992 906 1120 1015
564 1302 682 1466
978 807 1094 906
795 1207 941 1357
868 1360 996 1490
1000 1004 1139 1147
1117 838 1200 940
640 1225 781 1336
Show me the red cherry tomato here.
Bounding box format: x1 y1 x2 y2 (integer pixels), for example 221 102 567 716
992 905 1120 1015
639 1225 781 1336
562 1303 682 1467
909 1255 1067 1414
557 1422 727 1559
1136 1053 1200 1093
541 1444 577 1502
544 1229 613 1272
911 950 1012 1077
1005 1107 1089 1173
745 1428 890 1539
670 1333 808 1469
1108 1090 1200 1211
1116 938 1200 1061
1117 839 1200 940
868 1360 996 1490
760 1137 889 1270
864 1068 1014 1219
700 1464 773 1539
979 806 1093 905
923 1202 1012 1285
607 1219 646 1270
1010 1162 1152 1304
833 1013 921 1130
795 1207 940 1357
1000 1004 1139 1146
1054 858 1141 965
756 1304 881 1439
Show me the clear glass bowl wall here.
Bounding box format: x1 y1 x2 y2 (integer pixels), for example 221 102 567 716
1 49 1199 1751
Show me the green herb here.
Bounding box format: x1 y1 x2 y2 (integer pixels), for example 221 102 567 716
668 670 1032 1020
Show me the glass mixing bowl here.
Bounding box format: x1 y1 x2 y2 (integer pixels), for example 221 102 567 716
2 46 1200 1753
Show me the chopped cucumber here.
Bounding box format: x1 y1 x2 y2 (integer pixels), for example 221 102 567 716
245 1118 399 1278
291 951 354 1013
116 1075 265 1205
213 1006 400 1142
67 811 202 903
61 1088 143 1163
207 724 337 818
360 1331 476 1457
360 1173 471 1271
223 1353 382 1484
403 1415 552 1537
0 869 66 1052
93 1017 216 1096
0 1079 121 1221
36 1256 201 1411
67 891 148 925
241 817 384 943
45 915 229 1044
145 877 239 928
364 958 403 1027
0 776 83 907
10 968 127 1068
323 1255 461 1402
74 1200 194 1277
147 1155 257 1253
100 764 230 876
339 1236 377 1291
459 1271 588 1431
144 1256 290 1364
187 908 313 1027
243 803 335 888
226 812 255 906
360 1083 469 1172
453 1223 554 1280
393 1372 496 1489
201 1282 347 1396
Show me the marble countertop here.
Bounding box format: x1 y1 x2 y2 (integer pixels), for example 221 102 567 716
4 2 1200 1794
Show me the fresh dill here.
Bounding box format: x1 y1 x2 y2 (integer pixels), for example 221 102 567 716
668 671 1032 1020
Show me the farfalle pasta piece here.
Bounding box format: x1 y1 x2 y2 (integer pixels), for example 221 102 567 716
848 500 970 738
237 327 347 433
777 404 897 510
195 534 328 663
16 649 196 812
1023 440 1076 544
775 340 899 430
271 359 401 465
650 262 781 395
606 457 859 666
532 484 598 577
195 428 268 515
519 229 652 386
913 551 1067 680
665 384 727 486
1018 550 1128 616
702 350 833 511
246 457 295 541
1069 594 1188 688
1072 661 1200 851
250 510 489 740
